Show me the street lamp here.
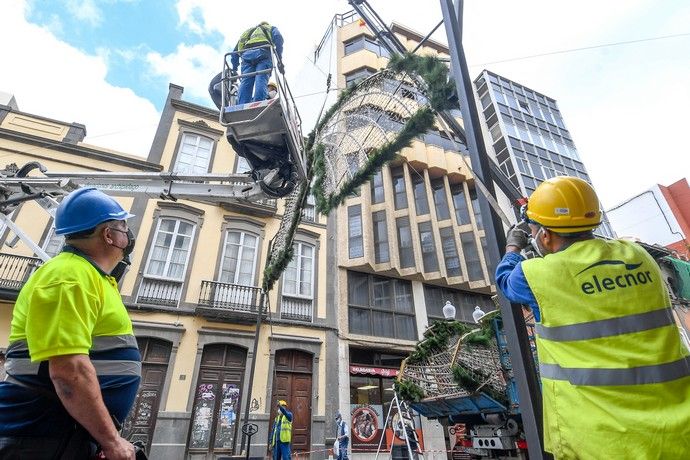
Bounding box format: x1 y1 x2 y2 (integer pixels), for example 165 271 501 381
442 301 456 320
473 306 486 323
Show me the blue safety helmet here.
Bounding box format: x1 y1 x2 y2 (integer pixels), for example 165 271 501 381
55 187 134 236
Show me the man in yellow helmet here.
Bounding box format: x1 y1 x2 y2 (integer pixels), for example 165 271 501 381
267 81 278 99
496 176 690 459
269 399 293 460
231 21 284 105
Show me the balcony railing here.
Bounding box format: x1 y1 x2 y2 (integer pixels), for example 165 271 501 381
136 277 183 307
0 253 43 291
280 296 313 322
197 280 263 320
301 205 315 223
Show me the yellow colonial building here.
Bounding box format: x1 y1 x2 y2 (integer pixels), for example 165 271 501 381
0 85 328 459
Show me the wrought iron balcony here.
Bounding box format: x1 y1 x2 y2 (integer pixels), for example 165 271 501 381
136 277 183 307
280 296 313 322
197 280 264 322
0 253 43 292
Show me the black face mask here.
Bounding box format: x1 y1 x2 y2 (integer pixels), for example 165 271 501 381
108 228 135 282
109 228 136 258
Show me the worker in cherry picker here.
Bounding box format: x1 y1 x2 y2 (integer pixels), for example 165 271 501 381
496 176 690 459
231 21 284 105
267 81 278 99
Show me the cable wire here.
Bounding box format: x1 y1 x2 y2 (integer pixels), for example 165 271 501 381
472 31 690 67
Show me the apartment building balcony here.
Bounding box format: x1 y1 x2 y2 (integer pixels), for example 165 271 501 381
136 277 182 307
197 280 265 323
0 253 42 298
280 296 313 322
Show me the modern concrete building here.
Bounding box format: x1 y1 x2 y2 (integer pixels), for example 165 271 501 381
312 12 496 458
0 88 329 459
473 70 616 238
606 178 689 260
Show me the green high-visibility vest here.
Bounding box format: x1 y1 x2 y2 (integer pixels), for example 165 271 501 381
237 23 273 52
522 238 690 459
271 413 292 445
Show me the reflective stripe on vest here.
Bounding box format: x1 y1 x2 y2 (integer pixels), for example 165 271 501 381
7 335 137 355
5 357 141 376
522 239 688 372
535 307 676 341
4 335 141 377
540 356 690 386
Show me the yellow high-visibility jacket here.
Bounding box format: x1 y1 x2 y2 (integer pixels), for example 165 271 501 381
522 239 690 459
271 412 292 445
237 23 273 52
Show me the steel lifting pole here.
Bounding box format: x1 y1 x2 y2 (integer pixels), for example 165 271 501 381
240 290 266 456
439 0 549 458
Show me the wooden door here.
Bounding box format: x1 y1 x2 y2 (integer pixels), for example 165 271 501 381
269 350 313 454
122 338 171 453
187 344 246 456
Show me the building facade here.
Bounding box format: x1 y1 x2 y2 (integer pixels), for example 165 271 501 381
312 13 497 458
474 69 616 237
0 87 329 459
606 178 689 259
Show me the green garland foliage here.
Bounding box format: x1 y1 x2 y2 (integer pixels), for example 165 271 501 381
262 245 294 292
388 53 458 112
312 108 435 214
309 85 356 148
394 379 426 403
451 364 482 393
307 53 456 216
451 359 508 405
408 320 471 364
399 314 508 403
262 181 309 292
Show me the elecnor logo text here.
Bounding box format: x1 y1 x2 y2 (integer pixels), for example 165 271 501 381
577 260 652 295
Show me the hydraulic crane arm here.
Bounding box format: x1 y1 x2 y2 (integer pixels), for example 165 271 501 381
0 162 272 262
0 170 267 209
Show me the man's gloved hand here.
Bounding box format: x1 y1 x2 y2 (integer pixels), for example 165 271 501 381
506 220 530 250
277 62 285 74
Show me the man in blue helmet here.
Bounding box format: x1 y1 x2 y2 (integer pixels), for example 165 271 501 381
0 188 141 460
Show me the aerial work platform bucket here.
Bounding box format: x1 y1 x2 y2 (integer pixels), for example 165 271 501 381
217 46 307 195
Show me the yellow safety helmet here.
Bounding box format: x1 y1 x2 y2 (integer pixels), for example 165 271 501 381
525 176 601 233
278 400 288 407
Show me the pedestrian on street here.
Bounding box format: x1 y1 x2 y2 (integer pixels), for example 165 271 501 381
335 412 349 460
496 176 690 459
231 21 284 105
270 399 293 460
0 187 141 460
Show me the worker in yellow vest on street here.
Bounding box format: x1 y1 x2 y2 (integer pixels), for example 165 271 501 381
270 399 293 460
496 176 690 459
